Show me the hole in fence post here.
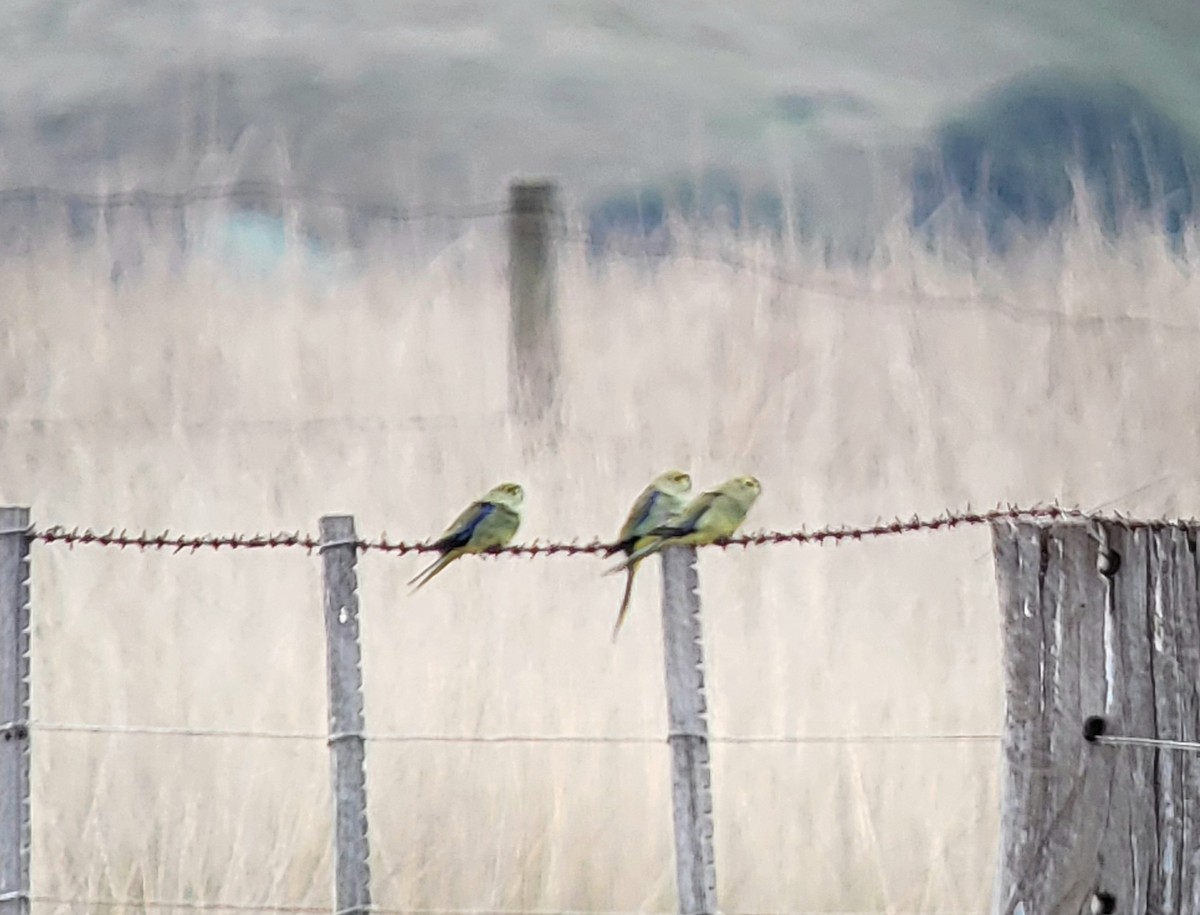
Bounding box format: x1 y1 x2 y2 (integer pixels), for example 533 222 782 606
1097 549 1121 577
1083 716 1107 742
1091 891 1116 914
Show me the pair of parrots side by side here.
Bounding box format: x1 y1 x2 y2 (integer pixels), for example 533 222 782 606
407 472 763 640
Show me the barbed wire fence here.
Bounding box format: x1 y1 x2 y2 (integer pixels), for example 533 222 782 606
0 503 1046 915
2 501 1197 915
4 178 1198 915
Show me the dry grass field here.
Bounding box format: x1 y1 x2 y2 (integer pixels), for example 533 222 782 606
3 202 1199 914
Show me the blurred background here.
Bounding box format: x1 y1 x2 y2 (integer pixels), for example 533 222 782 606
3 2 1200 915
5 0 1200 260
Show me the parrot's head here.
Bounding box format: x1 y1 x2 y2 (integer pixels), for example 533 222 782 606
654 469 693 497
725 475 762 509
486 482 525 509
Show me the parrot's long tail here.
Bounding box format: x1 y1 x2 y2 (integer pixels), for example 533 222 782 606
604 539 663 576
407 551 457 592
611 561 640 642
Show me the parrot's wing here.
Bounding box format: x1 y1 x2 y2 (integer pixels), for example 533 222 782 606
617 487 663 548
433 501 496 550
651 490 718 538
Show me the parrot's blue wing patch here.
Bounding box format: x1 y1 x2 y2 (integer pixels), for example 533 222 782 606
629 489 661 533
437 502 496 550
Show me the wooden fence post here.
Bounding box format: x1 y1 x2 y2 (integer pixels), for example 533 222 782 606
991 519 1200 915
659 546 718 915
508 179 561 429
0 508 31 915
320 515 372 915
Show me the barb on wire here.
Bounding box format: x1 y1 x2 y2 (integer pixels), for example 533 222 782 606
32 526 319 553
28 502 1120 556
0 181 510 223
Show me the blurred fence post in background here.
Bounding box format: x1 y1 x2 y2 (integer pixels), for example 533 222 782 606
991 519 1200 915
659 547 719 915
320 515 372 915
0 508 31 915
508 179 561 432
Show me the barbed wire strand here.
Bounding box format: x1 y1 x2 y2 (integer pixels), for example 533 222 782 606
27 503 1116 556
24 721 999 746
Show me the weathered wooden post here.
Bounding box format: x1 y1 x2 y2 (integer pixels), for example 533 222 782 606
507 179 561 430
319 515 372 915
991 519 1200 915
659 546 718 915
0 508 31 915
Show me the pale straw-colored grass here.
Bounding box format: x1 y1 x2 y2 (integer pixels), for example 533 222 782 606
3 202 1198 915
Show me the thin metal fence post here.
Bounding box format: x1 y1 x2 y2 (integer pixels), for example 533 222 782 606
0 507 31 915
508 178 561 430
659 546 718 915
319 515 371 915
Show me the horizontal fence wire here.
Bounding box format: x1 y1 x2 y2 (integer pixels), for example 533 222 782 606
0 182 511 223
7 896 982 914
5 181 1199 336
26 503 1111 555
1091 734 1200 753
22 721 1000 746
22 899 984 915
608 239 1200 337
